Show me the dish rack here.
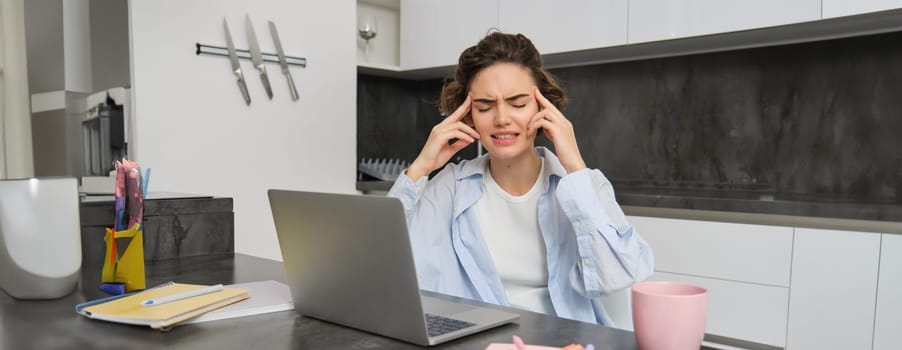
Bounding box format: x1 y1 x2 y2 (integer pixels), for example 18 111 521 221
358 158 409 182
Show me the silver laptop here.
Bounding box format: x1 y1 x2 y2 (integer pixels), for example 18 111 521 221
268 189 519 346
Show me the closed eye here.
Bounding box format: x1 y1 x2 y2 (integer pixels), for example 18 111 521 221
509 94 530 109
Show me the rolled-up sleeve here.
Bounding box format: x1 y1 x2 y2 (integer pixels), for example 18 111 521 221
556 168 654 297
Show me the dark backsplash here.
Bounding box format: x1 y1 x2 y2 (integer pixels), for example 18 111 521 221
358 31 902 205
356 76 457 165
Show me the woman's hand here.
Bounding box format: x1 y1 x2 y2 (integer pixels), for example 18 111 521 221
528 87 587 173
407 95 480 181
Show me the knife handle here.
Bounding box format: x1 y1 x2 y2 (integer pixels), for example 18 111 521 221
285 72 299 101
260 71 273 99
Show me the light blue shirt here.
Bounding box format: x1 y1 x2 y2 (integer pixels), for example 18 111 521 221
388 147 654 325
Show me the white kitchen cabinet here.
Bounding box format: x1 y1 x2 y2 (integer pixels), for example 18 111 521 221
498 0 627 55
822 0 902 19
786 228 881 350
650 272 789 347
629 216 793 286
357 1 401 67
399 0 498 70
627 0 820 44
874 234 902 350
598 270 790 347
626 215 792 346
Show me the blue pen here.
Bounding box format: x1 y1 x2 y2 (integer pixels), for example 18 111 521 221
142 168 151 199
141 284 224 306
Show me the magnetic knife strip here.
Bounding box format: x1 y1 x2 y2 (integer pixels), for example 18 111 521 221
196 43 307 68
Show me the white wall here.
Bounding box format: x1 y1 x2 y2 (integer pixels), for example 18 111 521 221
129 0 356 260
0 0 34 180
90 0 130 92
62 0 91 93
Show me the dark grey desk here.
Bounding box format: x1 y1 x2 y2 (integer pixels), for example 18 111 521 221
0 253 640 350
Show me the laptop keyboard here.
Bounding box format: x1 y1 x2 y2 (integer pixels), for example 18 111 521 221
425 313 476 337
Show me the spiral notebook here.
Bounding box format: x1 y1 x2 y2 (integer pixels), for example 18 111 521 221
76 282 249 330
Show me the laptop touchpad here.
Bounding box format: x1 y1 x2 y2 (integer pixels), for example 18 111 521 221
422 295 478 316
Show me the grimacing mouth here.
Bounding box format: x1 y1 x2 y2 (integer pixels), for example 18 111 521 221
491 133 519 140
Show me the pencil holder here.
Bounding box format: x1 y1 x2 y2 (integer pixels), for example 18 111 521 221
102 223 146 292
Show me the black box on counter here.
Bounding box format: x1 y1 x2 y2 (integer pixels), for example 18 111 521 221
79 194 235 276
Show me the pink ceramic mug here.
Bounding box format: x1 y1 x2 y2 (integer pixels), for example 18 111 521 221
631 281 708 350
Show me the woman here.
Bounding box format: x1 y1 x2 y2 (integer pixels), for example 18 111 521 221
388 32 653 326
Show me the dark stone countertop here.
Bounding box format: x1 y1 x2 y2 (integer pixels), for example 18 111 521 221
357 180 902 234
616 187 902 221
79 193 232 216
0 253 774 350
0 254 638 350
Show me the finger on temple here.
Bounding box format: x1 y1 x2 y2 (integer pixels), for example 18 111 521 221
448 94 472 121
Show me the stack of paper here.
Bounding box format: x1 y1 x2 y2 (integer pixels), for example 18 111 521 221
183 280 294 324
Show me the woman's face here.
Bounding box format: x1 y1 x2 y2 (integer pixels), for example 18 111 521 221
468 63 539 162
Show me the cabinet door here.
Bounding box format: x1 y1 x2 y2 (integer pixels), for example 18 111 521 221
600 271 790 347
498 0 627 55
651 272 789 347
629 216 793 286
822 0 902 19
787 228 880 350
627 0 820 44
399 0 498 70
874 234 902 350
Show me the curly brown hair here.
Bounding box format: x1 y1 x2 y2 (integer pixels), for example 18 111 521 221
439 32 567 118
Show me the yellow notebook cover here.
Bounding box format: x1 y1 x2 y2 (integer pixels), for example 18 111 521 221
78 282 249 330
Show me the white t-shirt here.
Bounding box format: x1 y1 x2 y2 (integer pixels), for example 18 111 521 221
474 159 554 315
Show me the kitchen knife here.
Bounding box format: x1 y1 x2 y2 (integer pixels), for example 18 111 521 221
245 14 273 99
268 20 299 101
223 18 251 105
